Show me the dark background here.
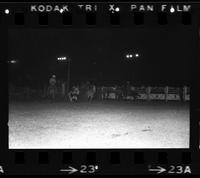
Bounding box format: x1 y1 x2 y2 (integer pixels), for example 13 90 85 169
8 28 193 88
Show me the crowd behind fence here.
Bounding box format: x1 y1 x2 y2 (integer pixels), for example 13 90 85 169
9 83 190 101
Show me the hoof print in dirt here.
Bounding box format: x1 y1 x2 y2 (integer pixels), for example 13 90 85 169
111 132 129 138
142 127 152 132
111 134 121 138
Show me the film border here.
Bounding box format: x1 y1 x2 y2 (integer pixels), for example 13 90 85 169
0 1 200 175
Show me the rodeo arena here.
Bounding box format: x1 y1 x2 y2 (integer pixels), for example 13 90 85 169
9 75 190 102
9 76 190 149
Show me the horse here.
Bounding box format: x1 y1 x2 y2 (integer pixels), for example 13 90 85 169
68 86 80 102
47 85 57 100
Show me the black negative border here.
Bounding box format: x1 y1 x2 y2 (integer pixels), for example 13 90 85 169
0 2 200 175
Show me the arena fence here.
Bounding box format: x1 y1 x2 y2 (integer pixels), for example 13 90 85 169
9 84 190 101
102 86 189 101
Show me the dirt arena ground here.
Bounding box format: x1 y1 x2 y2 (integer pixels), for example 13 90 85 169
9 100 189 149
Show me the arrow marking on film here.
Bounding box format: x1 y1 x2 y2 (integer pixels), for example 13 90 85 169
60 166 78 174
149 166 166 174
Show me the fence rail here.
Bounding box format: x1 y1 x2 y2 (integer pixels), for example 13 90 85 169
9 85 190 101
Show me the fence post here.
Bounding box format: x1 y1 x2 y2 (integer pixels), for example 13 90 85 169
25 87 30 99
61 82 66 97
146 86 151 101
165 86 168 102
43 85 47 98
183 86 187 101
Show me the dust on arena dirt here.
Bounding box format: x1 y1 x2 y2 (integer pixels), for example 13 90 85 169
8 100 189 149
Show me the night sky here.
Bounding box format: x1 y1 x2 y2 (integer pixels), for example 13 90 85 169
8 27 194 87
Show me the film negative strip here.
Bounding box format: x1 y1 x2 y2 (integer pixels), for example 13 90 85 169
0 0 200 175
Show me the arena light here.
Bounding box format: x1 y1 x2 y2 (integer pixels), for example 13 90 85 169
135 53 139 57
57 57 67 61
10 60 16 64
8 60 17 64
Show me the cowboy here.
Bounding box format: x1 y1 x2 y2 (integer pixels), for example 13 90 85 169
48 75 57 99
49 75 56 86
87 84 96 102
